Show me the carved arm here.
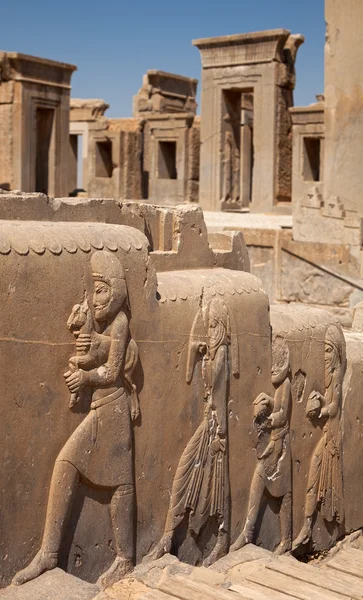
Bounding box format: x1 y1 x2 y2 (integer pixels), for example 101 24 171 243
270 378 291 428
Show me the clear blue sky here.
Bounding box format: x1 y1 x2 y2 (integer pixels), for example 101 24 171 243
2 0 325 118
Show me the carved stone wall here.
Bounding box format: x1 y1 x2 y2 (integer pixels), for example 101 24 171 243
0 222 151 587
2 196 363 592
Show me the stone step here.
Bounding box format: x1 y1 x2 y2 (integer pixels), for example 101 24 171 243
158 573 248 600
325 547 363 580
267 556 363 599
0 569 99 600
236 561 345 600
3 545 363 600
227 582 298 600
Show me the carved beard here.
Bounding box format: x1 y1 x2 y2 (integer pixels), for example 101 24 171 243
209 319 227 360
94 281 126 323
325 343 339 388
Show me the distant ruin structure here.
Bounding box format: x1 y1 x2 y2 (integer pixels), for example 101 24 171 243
133 71 200 205
69 71 200 204
0 52 76 196
193 30 304 213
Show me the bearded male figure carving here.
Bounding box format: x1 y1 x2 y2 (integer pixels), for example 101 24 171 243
231 334 292 555
146 297 239 566
13 250 139 588
292 324 346 552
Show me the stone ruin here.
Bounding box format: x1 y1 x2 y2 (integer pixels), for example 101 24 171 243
69 71 200 205
0 51 76 197
2 1 363 599
2 1 363 329
0 192 362 599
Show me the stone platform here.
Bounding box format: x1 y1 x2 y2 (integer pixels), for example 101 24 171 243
3 537 363 600
204 211 293 232
0 569 98 600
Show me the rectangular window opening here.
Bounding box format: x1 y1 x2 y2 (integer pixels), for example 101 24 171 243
303 137 321 182
96 140 113 178
158 141 177 179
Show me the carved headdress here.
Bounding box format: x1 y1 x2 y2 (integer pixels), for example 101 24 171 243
271 334 290 385
91 250 125 284
91 250 128 319
186 295 239 383
324 324 346 387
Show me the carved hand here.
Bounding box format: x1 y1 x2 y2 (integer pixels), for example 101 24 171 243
64 369 87 393
186 341 207 383
268 410 284 428
306 390 324 420
319 405 330 419
308 390 324 401
210 436 225 455
253 393 273 420
254 392 272 406
68 356 80 369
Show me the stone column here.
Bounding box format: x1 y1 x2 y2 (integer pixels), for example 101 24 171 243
240 99 252 208
324 0 363 214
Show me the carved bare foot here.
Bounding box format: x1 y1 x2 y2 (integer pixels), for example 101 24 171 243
12 550 58 586
97 556 133 588
203 532 229 567
143 535 172 563
292 519 312 552
230 529 251 553
274 538 291 556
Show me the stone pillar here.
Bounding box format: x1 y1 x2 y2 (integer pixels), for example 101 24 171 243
240 98 253 208
324 0 363 215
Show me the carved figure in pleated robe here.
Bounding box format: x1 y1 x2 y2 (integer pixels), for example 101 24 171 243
292 324 346 552
145 297 239 566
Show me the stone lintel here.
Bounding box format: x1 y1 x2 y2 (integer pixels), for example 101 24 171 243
192 29 291 68
290 104 325 125
142 70 198 102
146 69 198 87
133 70 198 117
145 112 195 124
70 98 109 121
0 50 77 87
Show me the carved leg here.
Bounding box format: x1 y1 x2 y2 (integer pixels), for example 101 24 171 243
203 446 230 567
12 460 79 585
142 510 175 564
230 470 265 552
203 524 229 567
292 439 323 552
98 485 134 588
275 492 292 555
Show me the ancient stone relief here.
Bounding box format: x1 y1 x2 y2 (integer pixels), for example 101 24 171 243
146 297 239 566
292 324 346 552
222 131 241 209
13 250 139 588
231 334 292 555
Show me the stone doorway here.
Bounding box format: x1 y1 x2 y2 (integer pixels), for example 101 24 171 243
221 89 254 211
35 107 55 195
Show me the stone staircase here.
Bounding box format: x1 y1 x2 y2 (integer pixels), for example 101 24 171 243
101 541 363 600
2 536 363 600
